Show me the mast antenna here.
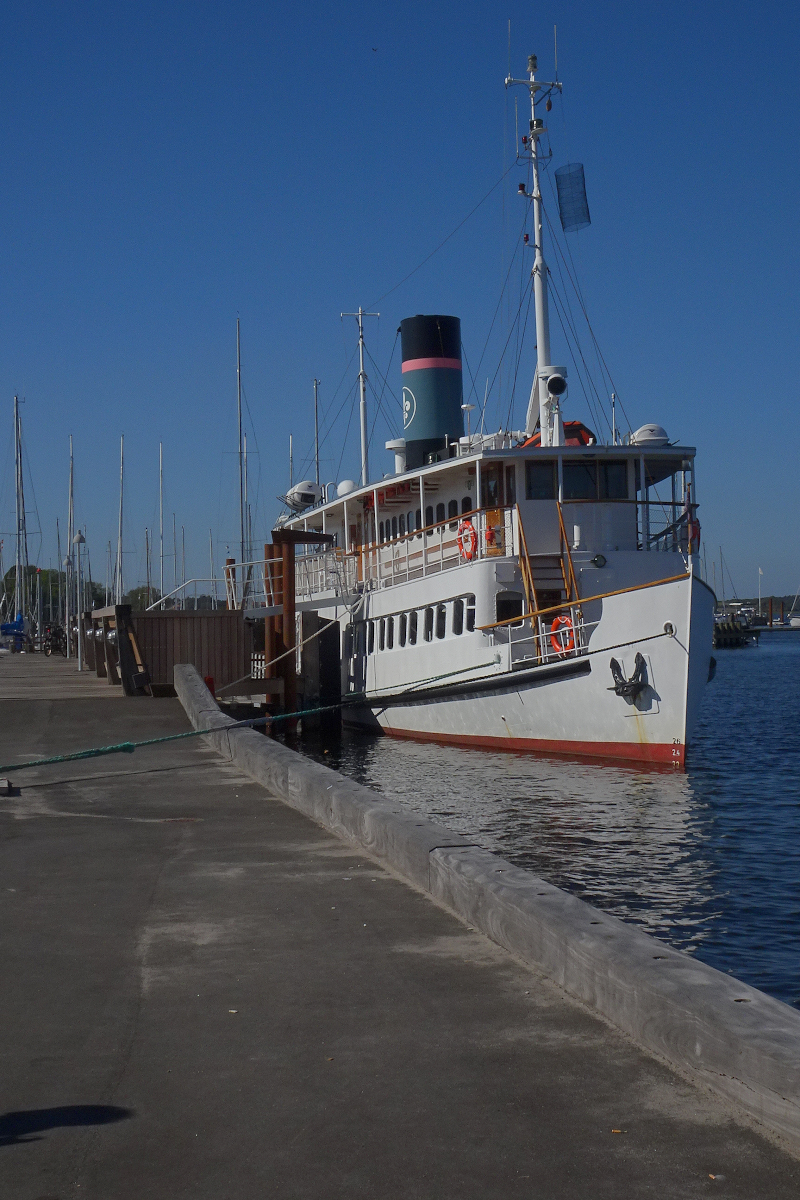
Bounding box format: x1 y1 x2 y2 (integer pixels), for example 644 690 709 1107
342 308 379 486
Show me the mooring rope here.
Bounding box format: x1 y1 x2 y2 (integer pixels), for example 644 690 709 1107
0 627 670 776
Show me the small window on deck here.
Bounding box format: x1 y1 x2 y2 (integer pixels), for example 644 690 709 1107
506 466 517 505
379 619 385 651
563 461 597 501
466 594 476 632
448 499 459 529
453 598 464 635
435 603 447 639
526 461 556 500
424 606 434 641
391 516 398 539
496 591 524 627
399 613 407 647
368 621 375 654
379 521 385 543
436 502 446 528
415 508 422 538
399 513 405 536
386 616 394 649
462 496 472 515
425 505 433 535
408 610 418 645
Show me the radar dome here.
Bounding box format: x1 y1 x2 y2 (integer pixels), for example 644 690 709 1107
631 424 669 447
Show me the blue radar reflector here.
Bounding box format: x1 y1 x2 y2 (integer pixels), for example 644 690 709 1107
555 162 591 233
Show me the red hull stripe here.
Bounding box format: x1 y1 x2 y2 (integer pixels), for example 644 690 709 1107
401 357 461 372
381 725 685 767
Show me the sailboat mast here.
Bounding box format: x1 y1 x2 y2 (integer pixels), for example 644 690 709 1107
236 317 244 572
66 436 74 657
342 308 379 486
159 442 164 608
13 396 27 621
506 55 563 445
313 378 320 486
115 434 124 603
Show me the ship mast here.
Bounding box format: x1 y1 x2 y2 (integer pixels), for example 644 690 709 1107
506 55 565 446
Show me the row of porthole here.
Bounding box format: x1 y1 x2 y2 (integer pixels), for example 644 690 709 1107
350 595 477 657
378 498 473 544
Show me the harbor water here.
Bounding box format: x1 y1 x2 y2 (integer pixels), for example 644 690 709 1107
298 632 800 1009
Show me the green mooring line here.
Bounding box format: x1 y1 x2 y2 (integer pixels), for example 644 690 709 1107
0 702 350 775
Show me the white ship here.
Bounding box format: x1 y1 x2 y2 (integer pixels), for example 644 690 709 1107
278 55 715 767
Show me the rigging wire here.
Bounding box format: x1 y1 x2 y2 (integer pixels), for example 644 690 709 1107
367 163 517 309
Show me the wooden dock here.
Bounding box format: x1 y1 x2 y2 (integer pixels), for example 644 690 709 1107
0 651 125 700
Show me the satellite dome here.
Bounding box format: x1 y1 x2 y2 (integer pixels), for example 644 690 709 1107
631 423 669 447
336 479 357 497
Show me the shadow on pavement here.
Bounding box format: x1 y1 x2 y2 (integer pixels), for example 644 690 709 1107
0 1105 133 1146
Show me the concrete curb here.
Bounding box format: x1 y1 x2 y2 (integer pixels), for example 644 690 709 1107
175 664 800 1152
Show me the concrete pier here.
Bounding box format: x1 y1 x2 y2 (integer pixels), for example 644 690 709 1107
0 660 798 1196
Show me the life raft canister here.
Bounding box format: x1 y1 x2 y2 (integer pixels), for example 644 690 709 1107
457 519 478 560
550 614 575 656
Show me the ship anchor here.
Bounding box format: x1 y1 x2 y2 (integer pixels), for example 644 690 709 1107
608 652 648 700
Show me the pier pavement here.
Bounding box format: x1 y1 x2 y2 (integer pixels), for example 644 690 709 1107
0 656 797 1197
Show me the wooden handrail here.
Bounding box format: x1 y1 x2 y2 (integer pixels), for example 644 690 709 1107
477 571 691 632
555 499 580 602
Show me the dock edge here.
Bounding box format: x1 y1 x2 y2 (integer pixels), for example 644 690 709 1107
175 664 800 1155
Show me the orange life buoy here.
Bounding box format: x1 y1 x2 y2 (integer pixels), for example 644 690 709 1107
550 614 575 656
457 519 478 560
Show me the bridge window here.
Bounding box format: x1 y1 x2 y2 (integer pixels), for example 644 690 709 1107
599 460 629 500
424 606 434 641
466 594 476 632
526 461 556 500
563 461 597 500
399 612 407 646
409 610 418 645
453 598 464 635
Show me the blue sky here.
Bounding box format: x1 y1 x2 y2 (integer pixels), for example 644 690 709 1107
0 1 798 598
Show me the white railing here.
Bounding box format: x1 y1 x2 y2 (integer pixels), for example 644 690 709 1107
486 598 596 671
357 506 517 591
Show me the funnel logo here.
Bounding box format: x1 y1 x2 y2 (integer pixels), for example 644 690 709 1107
402 386 416 430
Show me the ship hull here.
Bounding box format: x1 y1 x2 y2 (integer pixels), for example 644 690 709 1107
345 571 715 768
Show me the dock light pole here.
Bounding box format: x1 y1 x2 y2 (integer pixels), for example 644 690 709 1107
73 530 85 670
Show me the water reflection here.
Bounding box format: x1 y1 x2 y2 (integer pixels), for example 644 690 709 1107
298 633 800 1009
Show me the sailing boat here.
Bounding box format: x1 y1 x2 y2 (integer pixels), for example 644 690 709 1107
278 54 715 766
